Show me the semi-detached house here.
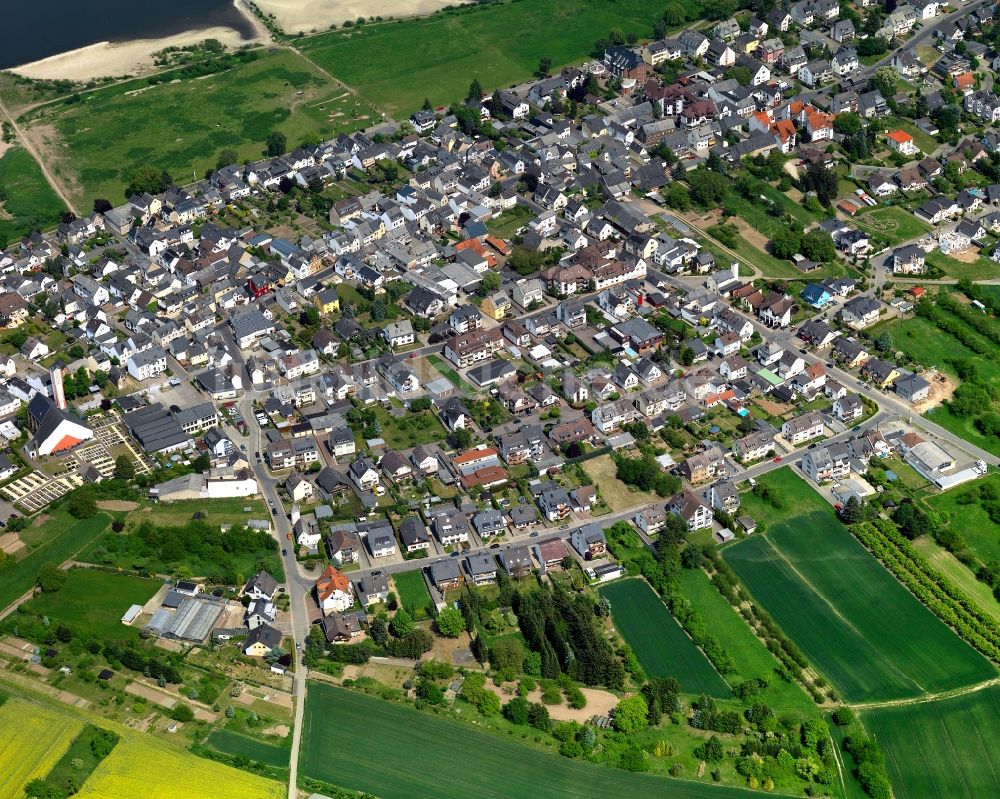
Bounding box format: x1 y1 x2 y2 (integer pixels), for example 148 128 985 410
443 327 504 368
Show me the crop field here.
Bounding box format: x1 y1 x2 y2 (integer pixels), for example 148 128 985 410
598 578 731 697
865 685 1000 799
725 508 996 702
300 682 759 799
0 146 67 243
298 0 681 117
73 735 284 799
20 48 377 208
677 569 813 712
0 512 111 611
24 569 158 638
205 729 289 768
393 569 433 620
0 698 83 799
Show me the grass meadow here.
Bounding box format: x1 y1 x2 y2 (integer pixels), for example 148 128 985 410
205 729 289 769
393 569 433 620
299 682 760 799
865 685 1000 799
725 500 996 702
923 472 1000 566
0 146 66 243
598 578 731 697
298 0 681 117
20 48 377 208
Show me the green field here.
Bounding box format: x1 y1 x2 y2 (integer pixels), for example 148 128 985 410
23 569 157 638
299 0 679 117
677 569 813 711
598 578 731 697
21 48 376 207
300 682 759 799
853 206 931 247
925 250 1000 281
205 729 289 769
124 498 268 529
725 501 996 702
924 474 1000 565
0 512 111 611
912 535 1000 624
393 569 433 620
0 146 66 243
865 685 1000 799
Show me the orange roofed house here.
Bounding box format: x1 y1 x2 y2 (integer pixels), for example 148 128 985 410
315 565 354 615
750 112 797 153
786 100 834 142
453 446 509 490
886 129 917 156
23 393 93 459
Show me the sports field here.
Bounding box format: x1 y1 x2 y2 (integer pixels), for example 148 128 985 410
300 682 758 799
393 569 432 620
598 578 731 697
0 146 67 243
0 698 82 799
677 569 813 711
205 729 289 768
20 48 377 208
299 0 681 117
865 685 1000 799
73 735 284 799
725 510 996 703
25 569 158 638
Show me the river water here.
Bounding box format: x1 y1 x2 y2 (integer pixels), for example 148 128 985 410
2 0 256 70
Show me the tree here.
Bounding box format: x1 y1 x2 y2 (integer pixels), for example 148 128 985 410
800 230 836 262
36 562 66 593
771 226 802 260
265 131 287 158
662 183 690 211
216 149 238 169
729 65 752 87
839 495 863 524
875 329 893 353
124 165 170 198
369 613 389 646
467 78 484 103
66 490 97 519
479 271 501 294
833 112 862 136
869 65 898 99
679 344 695 366
503 696 530 725
490 636 526 672
803 161 838 207
113 455 135 481
687 168 729 207
538 57 552 75
436 607 465 637
662 2 687 25
449 427 473 450
390 608 414 638
612 693 648 734
422 97 433 111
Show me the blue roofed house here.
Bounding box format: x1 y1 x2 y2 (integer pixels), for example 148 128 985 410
801 282 833 309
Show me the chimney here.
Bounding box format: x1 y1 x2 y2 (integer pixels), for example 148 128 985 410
50 362 67 411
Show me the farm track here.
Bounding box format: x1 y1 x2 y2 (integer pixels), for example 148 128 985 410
850 675 1000 711
0 93 76 214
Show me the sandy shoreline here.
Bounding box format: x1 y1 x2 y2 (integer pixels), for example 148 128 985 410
9 1 269 82
254 0 461 33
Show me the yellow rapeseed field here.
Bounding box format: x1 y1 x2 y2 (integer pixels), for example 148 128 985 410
0 699 83 799
74 736 285 799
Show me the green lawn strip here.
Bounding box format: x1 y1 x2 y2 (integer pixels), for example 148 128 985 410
298 0 682 117
427 354 475 393
392 569 433 620
863 685 1000 799
0 513 111 610
22 48 369 208
206 729 290 769
825 719 869 799
23 569 159 638
485 204 533 239
926 405 1000 458
890 119 939 156
677 569 814 712
852 206 931 247
911 535 1000 624
599 578 732 698
368 405 448 450
725 503 996 703
924 249 1000 281
125 498 268 529
35 724 119 795
0 146 67 242
300 682 760 799
736 468 830 528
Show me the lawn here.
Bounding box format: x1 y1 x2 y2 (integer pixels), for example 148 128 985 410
924 249 1000 281
205 729 289 769
0 146 67 243
581 454 661 513
864 685 1000 799
299 682 759 799
124 498 267 529
298 0 682 117
912 535 1000 624
21 48 375 208
598 578 732 697
393 569 433 620
924 473 1000 566
677 569 814 712
852 206 931 247
23 569 159 638
0 698 82 799
73 734 284 799
725 482 996 702
427 353 475 393
370 405 447 449
0 512 111 611
485 203 533 239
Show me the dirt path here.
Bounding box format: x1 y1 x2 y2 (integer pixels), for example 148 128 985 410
479 681 619 723
0 94 77 215
848 676 1000 711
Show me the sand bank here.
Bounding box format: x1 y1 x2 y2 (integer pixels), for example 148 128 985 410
254 0 461 33
10 2 268 82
